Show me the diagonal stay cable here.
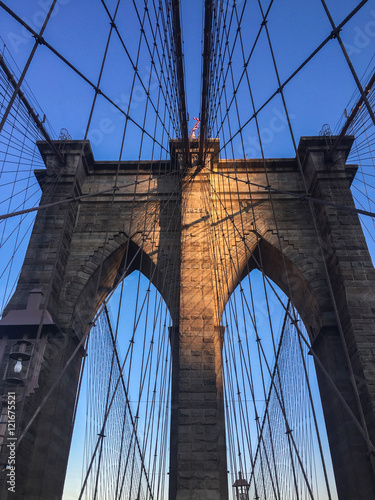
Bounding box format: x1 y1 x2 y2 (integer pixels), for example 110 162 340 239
209 166 375 218
171 0 189 164
0 54 64 163
198 0 213 165
0 0 58 133
77 178 182 499
327 71 375 161
103 305 154 499
0 166 181 220
319 0 375 129
99 0 181 144
206 161 375 454
0 2 173 157
214 0 370 150
14 175 181 450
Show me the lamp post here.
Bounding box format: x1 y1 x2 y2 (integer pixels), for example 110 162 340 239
232 471 249 500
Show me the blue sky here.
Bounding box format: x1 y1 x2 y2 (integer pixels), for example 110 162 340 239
2 0 374 157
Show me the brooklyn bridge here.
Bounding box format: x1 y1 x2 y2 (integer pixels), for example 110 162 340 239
0 1 374 499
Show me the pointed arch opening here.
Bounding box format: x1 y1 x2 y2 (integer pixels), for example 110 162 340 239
64 267 173 499
221 244 339 498
69 236 171 336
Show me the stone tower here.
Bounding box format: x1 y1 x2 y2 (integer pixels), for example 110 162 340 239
0 136 374 499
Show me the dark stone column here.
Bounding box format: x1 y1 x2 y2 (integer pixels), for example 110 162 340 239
300 136 375 499
0 291 84 499
0 142 91 499
312 326 375 500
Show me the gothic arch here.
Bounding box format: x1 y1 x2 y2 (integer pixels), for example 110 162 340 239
238 237 324 341
63 234 168 335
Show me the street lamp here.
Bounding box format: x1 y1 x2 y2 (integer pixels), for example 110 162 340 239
7 340 32 382
232 471 249 500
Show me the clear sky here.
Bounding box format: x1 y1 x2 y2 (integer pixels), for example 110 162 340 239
2 0 374 156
